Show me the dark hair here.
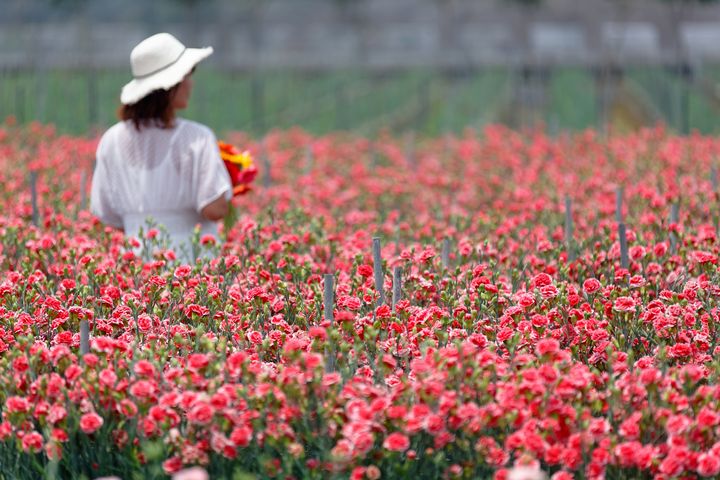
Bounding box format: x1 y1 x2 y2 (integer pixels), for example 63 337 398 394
118 85 179 130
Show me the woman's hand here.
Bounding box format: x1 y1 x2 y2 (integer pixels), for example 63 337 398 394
200 195 229 221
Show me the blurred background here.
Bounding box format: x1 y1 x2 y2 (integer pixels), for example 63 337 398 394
3 0 720 136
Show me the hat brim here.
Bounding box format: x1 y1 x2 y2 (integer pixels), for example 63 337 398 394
120 46 213 105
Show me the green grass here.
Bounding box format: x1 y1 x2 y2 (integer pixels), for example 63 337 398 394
627 67 720 134
1 67 719 136
425 68 511 135
547 68 598 131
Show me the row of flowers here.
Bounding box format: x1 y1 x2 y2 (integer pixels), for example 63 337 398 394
1 119 720 479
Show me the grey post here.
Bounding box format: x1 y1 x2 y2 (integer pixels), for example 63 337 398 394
615 186 624 223
323 274 334 324
714 167 720 234
441 238 450 270
670 202 680 254
370 142 380 170
261 138 271 189
29 171 39 227
405 133 416 169
619 222 629 269
16 84 25 123
80 320 90 356
392 266 402 313
80 170 87 212
303 143 314 175
565 195 575 261
372 237 385 306
323 274 335 371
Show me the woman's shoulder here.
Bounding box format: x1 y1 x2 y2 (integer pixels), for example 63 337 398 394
176 118 215 141
100 121 128 139
97 121 130 153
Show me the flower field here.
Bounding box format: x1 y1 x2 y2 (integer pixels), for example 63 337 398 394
2 119 720 479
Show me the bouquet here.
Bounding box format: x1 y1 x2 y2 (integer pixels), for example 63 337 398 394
218 141 257 196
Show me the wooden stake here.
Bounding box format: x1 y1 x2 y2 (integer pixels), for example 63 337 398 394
441 238 450 270
303 142 314 175
261 138 271 189
323 274 335 372
392 266 402 313
80 170 87 213
619 222 629 269
373 237 385 306
670 202 679 254
323 274 334 324
405 133 416 169
80 320 90 356
29 171 39 227
565 195 575 261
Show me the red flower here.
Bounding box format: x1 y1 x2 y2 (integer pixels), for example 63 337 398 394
21 431 43 452
375 304 392 318
51 428 69 443
357 264 373 277
130 380 157 399
137 314 153 332
613 296 636 312
187 353 210 371
80 412 104 434
187 401 214 425
517 293 535 308
698 407 720 429
536 338 560 356
383 432 410 452
246 330 263 345
531 273 553 288
667 343 693 359
698 452 720 477
230 425 253 448
47 405 67 424
693 250 716 264
133 360 156 377
6 396 30 414
162 456 183 474
582 278 601 295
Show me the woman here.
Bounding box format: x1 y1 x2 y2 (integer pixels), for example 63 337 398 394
90 32 232 261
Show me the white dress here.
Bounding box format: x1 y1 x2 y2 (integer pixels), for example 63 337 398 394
90 118 232 261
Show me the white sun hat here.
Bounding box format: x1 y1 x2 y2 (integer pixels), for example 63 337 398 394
120 33 213 105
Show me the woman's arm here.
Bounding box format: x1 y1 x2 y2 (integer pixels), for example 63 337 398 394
200 195 229 221
193 125 233 221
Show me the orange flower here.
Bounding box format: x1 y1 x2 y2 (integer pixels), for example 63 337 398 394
218 141 257 196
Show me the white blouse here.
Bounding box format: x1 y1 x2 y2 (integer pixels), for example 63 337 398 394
90 118 232 260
